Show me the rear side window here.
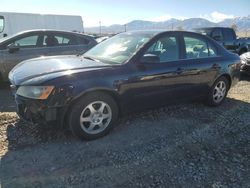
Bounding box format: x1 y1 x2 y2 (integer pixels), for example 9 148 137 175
184 37 209 59
145 36 179 63
43 33 78 47
78 37 90 45
184 36 218 59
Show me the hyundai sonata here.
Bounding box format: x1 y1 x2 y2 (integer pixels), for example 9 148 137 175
9 31 241 140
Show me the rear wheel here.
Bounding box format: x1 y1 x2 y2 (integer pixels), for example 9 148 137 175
207 76 229 106
68 92 119 140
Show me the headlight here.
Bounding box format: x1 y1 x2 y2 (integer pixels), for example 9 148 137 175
16 86 54 99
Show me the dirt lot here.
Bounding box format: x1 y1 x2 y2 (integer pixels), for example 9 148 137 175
0 77 250 188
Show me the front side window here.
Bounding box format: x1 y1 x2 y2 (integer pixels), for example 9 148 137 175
145 36 179 62
14 35 39 47
0 16 5 33
184 37 209 59
84 33 152 64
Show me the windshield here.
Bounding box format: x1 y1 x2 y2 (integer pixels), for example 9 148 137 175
84 33 153 64
0 16 4 33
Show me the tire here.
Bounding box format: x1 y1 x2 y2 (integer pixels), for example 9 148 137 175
207 76 229 106
68 92 119 140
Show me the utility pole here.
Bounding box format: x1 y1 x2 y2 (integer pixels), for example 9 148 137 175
99 21 102 36
82 21 84 33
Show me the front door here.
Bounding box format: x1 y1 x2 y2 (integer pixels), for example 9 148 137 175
1 33 46 81
123 34 190 111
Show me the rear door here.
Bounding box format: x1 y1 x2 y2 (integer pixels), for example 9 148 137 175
180 33 221 96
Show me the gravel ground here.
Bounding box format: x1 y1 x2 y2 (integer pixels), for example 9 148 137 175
0 77 250 188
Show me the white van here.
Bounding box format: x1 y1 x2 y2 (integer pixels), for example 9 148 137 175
0 12 84 38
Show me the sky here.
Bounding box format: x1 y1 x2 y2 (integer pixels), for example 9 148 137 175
0 0 249 27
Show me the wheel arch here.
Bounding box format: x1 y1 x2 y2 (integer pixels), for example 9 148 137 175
62 88 122 128
213 74 232 89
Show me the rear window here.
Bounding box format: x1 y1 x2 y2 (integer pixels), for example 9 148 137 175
211 29 223 40
223 29 235 41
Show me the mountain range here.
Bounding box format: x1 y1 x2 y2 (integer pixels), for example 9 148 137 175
85 15 250 34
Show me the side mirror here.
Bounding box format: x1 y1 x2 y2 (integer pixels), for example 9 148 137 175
140 54 160 64
8 43 20 53
212 35 222 41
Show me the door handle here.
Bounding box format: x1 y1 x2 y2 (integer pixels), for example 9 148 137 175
175 68 184 74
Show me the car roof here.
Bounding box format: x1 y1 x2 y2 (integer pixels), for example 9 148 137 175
195 27 233 30
120 30 207 37
15 29 86 35
0 29 93 44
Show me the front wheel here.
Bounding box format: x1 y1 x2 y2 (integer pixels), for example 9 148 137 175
68 92 119 140
207 76 229 106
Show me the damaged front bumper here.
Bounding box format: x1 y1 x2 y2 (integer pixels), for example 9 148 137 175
13 85 74 126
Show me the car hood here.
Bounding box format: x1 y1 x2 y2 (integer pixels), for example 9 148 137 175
9 55 112 85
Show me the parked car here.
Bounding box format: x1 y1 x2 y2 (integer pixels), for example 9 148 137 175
9 31 241 140
240 52 250 75
195 27 250 55
0 30 97 82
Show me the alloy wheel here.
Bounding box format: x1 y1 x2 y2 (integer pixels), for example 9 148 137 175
79 101 112 135
213 81 227 103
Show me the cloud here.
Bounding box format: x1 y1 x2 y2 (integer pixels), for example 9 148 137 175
200 11 235 23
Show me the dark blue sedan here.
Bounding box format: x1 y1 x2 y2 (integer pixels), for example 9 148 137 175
9 30 241 140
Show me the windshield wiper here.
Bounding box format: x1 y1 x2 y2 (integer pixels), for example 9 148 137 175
83 56 98 62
